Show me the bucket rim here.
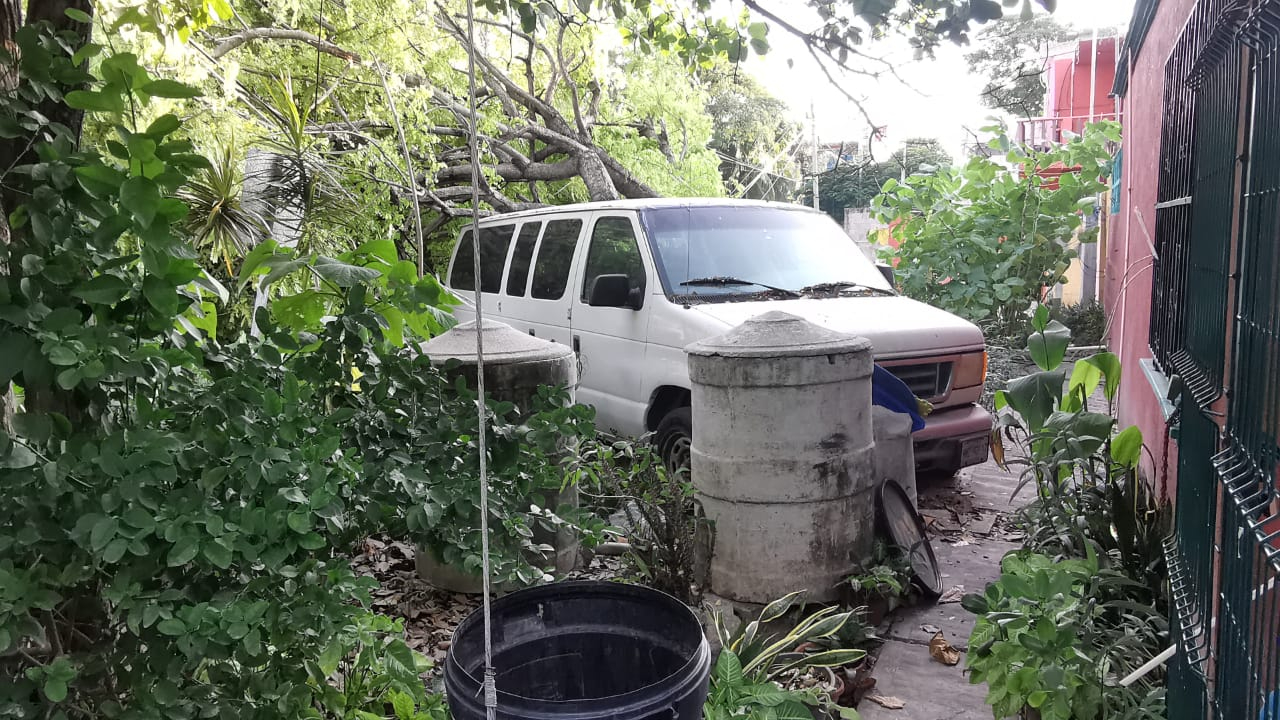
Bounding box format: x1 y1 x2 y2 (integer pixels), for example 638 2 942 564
446 579 709 710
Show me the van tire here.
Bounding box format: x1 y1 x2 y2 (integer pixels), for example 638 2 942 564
655 406 693 478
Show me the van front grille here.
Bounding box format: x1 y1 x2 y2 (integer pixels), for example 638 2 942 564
884 362 953 401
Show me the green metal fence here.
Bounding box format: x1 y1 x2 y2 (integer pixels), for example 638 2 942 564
1212 5 1280 717
1157 0 1280 717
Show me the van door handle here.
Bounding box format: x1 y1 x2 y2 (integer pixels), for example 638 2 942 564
528 328 536 337
572 335 580 353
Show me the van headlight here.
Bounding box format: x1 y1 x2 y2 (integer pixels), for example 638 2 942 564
954 351 987 388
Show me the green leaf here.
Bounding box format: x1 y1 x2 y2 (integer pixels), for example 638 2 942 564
143 274 179 316
237 240 280 283
72 43 103 65
1028 690 1048 708
64 90 124 113
64 8 92 22
1064 358 1102 413
0 442 37 469
90 516 117 552
156 618 186 636
102 538 129 564
312 256 382 287
46 344 77 366
286 511 311 534
120 177 160 227
167 536 199 566
1081 351 1122 402
43 678 67 703
352 239 398 265
145 114 181 137
1003 370 1065 433
73 274 130 304
1027 319 1070 371
203 542 233 569
140 79 202 99
714 649 744 685
1111 425 1143 469
13 412 53 443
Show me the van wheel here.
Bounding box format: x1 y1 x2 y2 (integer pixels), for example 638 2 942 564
655 407 693 478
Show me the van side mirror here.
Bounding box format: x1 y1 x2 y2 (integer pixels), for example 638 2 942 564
588 274 642 310
876 263 895 287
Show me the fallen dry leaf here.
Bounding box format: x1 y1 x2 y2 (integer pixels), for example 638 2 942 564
920 623 941 634
929 632 961 666
866 695 905 710
938 585 966 604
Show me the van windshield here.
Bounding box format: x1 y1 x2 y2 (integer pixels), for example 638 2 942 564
640 206 892 300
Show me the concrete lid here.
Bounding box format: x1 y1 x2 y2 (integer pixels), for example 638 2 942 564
686 310 871 358
418 318 574 365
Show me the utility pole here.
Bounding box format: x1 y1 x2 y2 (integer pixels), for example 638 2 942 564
810 101 820 210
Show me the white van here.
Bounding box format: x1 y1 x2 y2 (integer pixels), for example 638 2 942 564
444 198 991 476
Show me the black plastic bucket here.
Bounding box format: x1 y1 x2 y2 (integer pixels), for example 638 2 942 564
444 580 711 720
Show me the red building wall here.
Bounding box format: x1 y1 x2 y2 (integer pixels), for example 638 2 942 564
1049 38 1119 131
1105 0 1197 499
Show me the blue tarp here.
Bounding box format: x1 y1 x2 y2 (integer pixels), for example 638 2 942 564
872 364 926 432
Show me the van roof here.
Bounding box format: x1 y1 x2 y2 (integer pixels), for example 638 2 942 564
475 197 825 225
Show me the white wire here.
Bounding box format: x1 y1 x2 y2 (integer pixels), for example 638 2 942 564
462 1 498 718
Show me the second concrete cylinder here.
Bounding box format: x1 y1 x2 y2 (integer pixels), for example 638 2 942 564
687 311 876 603
415 319 579 592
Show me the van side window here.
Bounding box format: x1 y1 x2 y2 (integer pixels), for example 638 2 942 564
450 229 475 291
581 217 646 302
505 222 541 296
450 225 516 292
530 219 582 300
479 225 515 293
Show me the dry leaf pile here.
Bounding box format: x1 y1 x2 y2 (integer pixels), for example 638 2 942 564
349 537 626 676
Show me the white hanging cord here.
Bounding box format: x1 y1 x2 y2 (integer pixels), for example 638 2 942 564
462 0 498 718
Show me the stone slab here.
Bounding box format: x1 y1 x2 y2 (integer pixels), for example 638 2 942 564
857 637 992 720
886 538 1020 649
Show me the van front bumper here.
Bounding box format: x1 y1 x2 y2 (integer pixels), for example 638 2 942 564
911 404 993 474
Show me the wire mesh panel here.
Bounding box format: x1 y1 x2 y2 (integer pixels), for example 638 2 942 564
1177 38 1243 407
1168 405 1219 697
1148 40 1196 370
1212 1 1280 716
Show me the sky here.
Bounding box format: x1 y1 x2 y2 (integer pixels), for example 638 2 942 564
739 0 1138 163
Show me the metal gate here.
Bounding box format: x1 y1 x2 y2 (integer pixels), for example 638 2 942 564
1155 0 1280 716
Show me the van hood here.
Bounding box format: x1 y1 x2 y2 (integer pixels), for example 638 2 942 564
688 295 984 357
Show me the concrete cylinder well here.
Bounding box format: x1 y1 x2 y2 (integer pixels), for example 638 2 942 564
416 319 579 592
687 311 876 603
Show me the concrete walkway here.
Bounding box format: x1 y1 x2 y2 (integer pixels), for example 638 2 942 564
859 459 1031 720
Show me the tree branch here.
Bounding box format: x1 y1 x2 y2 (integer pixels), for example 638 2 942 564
210 28 361 61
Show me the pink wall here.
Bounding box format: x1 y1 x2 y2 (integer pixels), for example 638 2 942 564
1051 38 1119 130
1105 0 1196 499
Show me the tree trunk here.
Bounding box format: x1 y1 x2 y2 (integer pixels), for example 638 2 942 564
0 0 18 431
24 0 92 142
0 0 93 431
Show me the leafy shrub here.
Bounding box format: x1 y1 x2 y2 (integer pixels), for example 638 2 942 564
963 551 1167 720
993 306 1169 600
0 25 597 719
575 440 703 602
1047 299 1105 347
972 310 1171 720
873 122 1118 337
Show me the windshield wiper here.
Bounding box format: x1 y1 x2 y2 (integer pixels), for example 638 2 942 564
679 277 800 298
799 281 895 296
